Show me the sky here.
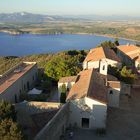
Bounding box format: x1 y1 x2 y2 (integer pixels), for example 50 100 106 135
0 0 140 16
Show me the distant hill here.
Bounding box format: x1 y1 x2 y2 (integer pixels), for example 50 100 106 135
64 15 140 21
0 12 71 23
0 12 139 23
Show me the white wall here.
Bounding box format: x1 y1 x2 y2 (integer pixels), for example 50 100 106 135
58 82 75 98
69 97 107 129
83 61 99 70
135 61 140 70
83 59 121 70
106 58 122 68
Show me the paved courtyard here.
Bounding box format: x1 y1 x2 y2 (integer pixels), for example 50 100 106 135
65 87 140 140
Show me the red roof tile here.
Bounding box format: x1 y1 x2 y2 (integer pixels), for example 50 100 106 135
0 63 36 94
67 69 108 104
84 47 121 63
58 76 77 83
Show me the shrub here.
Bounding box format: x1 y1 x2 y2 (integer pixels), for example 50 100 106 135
0 119 24 140
0 101 16 122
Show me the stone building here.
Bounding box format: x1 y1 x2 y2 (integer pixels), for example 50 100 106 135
117 44 140 72
83 46 122 70
67 69 107 129
66 66 121 129
0 62 38 103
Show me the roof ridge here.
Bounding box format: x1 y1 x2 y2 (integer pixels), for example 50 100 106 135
102 47 107 58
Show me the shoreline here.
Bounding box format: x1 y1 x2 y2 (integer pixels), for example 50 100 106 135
0 30 140 43
74 33 140 43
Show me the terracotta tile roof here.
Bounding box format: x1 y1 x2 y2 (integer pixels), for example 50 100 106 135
67 69 92 100
88 82 108 104
84 47 121 63
58 76 77 83
118 45 140 62
67 69 108 104
103 47 121 62
117 45 140 54
129 53 140 62
0 63 36 94
107 74 118 81
108 81 121 89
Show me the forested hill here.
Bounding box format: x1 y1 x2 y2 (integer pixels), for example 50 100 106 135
0 50 88 81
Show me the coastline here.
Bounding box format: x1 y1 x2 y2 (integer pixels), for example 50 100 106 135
74 32 140 43
0 30 140 43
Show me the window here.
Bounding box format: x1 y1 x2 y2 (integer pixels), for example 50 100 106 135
15 95 17 103
81 118 89 128
27 82 30 90
24 84 26 90
103 65 105 70
109 90 113 94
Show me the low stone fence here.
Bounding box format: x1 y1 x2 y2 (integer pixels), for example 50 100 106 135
16 101 61 115
131 84 140 88
15 101 61 128
121 82 140 95
34 103 70 140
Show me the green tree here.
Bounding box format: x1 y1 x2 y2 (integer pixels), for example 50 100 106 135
114 38 120 46
45 52 83 81
0 101 16 122
0 119 24 140
97 40 115 49
60 84 67 93
120 66 137 84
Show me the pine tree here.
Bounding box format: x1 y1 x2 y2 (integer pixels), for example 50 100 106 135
0 101 16 121
0 119 24 140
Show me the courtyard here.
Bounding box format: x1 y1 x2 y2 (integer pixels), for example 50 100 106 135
65 87 140 140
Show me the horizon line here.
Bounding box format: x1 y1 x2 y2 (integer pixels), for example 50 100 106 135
0 11 139 17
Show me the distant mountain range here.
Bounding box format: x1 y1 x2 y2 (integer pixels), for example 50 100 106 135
0 12 69 23
0 12 139 23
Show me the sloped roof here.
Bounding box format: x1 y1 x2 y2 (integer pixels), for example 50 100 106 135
87 82 108 104
117 45 140 62
67 69 92 100
58 76 77 83
108 81 120 89
0 62 36 94
118 45 140 54
67 69 108 104
84 47 121 63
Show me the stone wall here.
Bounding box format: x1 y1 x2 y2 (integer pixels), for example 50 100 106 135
121 82 131 95
15 101 61 127
34 103 70 140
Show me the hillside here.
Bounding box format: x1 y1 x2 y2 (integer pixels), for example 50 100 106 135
0 50 87 81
